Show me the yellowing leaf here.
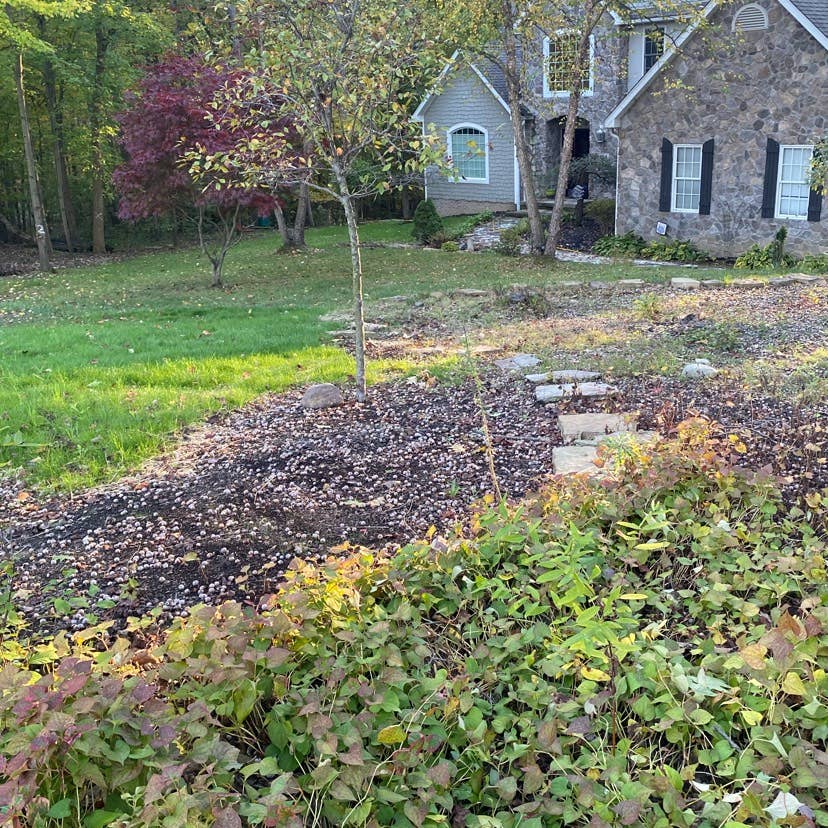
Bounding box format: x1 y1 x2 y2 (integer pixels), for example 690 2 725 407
739 643 767 670
377 725 406 746
781 671 807 696
741 709 763 726
618 593 648 601
581 666 611 682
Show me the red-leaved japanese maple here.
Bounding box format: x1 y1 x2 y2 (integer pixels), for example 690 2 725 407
114 55 275 286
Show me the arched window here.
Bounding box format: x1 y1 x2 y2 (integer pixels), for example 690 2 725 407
447 124 488 183
732 3 769 32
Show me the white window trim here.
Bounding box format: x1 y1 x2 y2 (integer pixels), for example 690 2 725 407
672 143 703 213
643 28 664 75
542 32 595 99
446 123 489 184
775 144 814 221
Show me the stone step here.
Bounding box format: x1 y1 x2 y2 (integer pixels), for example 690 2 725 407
671 277 701 290
526 369 602 384
558 412 637 444
495 353 541 372
573 430 660 447
552 445 600 475
535 382 618 403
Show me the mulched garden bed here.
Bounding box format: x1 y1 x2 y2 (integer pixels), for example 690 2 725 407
3 364 826 639
1 373 561 636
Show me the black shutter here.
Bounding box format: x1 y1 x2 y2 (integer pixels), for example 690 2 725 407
808 147 823 222
761 138 780 218
808 188 823 222
659 138 673 212
699 138 715 215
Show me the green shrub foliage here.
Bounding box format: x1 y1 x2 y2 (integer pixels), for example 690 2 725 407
800 253 828 274
592 231 646 257
412 199 444 244
735 228 797 270
584 198 616 236
2 423 827 826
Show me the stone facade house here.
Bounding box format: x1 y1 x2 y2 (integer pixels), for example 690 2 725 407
606 0 827 257
413 9 689 215
415 0 827 257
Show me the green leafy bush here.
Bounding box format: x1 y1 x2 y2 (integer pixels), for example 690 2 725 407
592 231 646 257
641 238 708 263
2 424 827 827
495 224 522 256
440 240 459 252
412 198 444 245
799 253 828 274
449 211 493 240
584 198 616 236
735 228 797 270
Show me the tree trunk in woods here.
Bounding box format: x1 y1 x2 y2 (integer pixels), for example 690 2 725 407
333 162 367 401
40 20 78 253
304 186 314 226
501 1 545 252
13 52 51 271
401 185 412 219
274 203 289 244
90 23 109 254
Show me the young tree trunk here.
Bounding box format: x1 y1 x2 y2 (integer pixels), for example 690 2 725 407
401 185 412 219
304 186 314 227
333 164 367 401
501 0 544 252
544 14 595 258
273 202 290 244
292 181 308 247
13 52 51 271
39 17 77 253
90 23 109 254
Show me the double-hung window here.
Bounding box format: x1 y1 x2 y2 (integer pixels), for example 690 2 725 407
673 144 703 212
644 28 664 72
543 33 594 97
776 145 813 220
448 125 488 183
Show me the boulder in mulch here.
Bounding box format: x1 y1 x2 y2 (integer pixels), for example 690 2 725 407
301 383 345 409
681 361 718 379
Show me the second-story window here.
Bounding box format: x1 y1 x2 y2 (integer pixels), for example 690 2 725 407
544 32 594 97
644 28 665 72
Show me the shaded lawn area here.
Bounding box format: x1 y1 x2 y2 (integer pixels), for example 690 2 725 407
0 219 731 489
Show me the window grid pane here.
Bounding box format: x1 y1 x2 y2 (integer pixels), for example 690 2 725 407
673 144 702 212
547 34 590 92
451 128 486 180
644 29 664 71
777 145 813 219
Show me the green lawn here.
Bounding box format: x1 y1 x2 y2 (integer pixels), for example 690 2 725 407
0 220 731 490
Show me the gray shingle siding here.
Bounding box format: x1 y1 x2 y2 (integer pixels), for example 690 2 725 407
420 69 517 212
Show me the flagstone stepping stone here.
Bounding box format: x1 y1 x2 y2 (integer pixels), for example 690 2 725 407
617 279 647 288
558 413 637 444
589 281 613 290
574 430 660 447
671 277 701 290
769 277 795 287
701 279 725 288
535 382 618 403
496 353 541 371
681 361 718 378
789 274 826 284
730 278 764 289
552 445 600 475
559 281 584 288
452 288 490 297
526 369 602 384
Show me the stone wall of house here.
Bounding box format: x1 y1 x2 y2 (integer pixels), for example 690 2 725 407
420 69 517 216
527 15 625 201
615 0 828 258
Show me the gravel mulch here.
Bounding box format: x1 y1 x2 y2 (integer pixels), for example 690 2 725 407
1 374 561 635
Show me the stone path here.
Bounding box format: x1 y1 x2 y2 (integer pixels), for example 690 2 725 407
502 354 662 476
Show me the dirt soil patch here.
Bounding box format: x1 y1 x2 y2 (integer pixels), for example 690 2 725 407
2 374 560 635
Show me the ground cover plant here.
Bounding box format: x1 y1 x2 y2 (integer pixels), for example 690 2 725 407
1 425 826 827
0 221 734 490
